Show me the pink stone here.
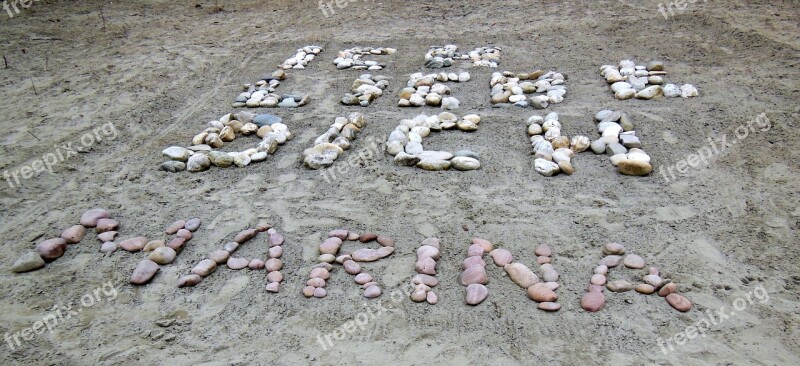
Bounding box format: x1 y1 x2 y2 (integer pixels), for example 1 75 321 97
310 267 330 280
265 258 282 272
165 220 185 234
234 229 257 244
467 244 484 257
354 273 373 285
36 238 67 261
210 250 230 264
465 284 488 305
527 284 558 302
590 274 607 285
191 259 217 277
352 247 394 262
600 255 622 268
328 229 348 240
313 287 327 298
426 291 438 304
319 237 343 255
269 232 284 246
167 237 187 253
130 260 159 285
177 274 202 287
534 244 552 257
248 259 265 270
364 285 381 298
176 229 192 240
462 256 487 269
422 237 440 249
302 286 316 297
267 271 283 283
415 257 437 275
581 291 606 312
412 274 439 287
61 225 85 244
307 278 326 287
538 302 561 311
471 238 493 253
226 257 249 270
268 246 283 259
94 219 118 233
185 218 201 232
376 236 394 247
460 266 488 285
358 232 378 243
119 237 148 252
80 208 110 227
416 245 440 260
343 260 361 275
100 241 117 253
489 248 513 266
666 293 692 312
97 231 117 242
265 282 280 293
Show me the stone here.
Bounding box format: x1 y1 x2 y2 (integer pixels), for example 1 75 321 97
663 84 681 97
12 252 45 273
364 285 382 298
659 283 678 297
208 151 234 168
160 161 186 173
227 257 250 270
416 159 450 171
489 249 513 266
534 244 552 257
310 267 330 280
646 61 664 71
184 218 201 232
303 143 343 169
267 271 284 283
451 156 480 171
623 254 646 269
581 291 605 312
191 259 217 277
249 259 265 270
162 146 191 162
504 263 540 288
313 287 327 298
636 284 656 294
607 280 633 292
178 274 203 288
234 229 257 244
441 97 460 110
265 258 283 272
460 266 488 285
470 238 493 253
352 247 394 262
465 283 489 305
618 160 653 176
354 273 373 285
591 274 607 285
603 243 625 255
167 237 187 253
377 236 394 247
534 158 560 176
210 250 230 264
600 255 622 267
149 247 177 265
80 208 110 227
119 237 148 252
680 84 699 98
615 89 635 100
413 274 439 287
100 242 117 253
165 220 185 235
417 245 441 260
635 85 663 99
268 246 283 259
666 293 693 312
426 291 438 305
265 282 280 293
416 257 437 275
130 260 159 285
60 225 85 244
344 260 362 275
527 284 558 302
538 302 561 311
422 237 441 249
186 154 211 172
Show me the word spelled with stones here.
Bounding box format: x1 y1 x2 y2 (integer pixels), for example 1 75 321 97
581 242 692 312
303 113 367 170
600 60 698 100
333 47 396 70
304 229 395 299
527 112 590 177
490 70 568 109
161 111 292 173
232 70 310 109
410 237 442 305
590 110 653 176
425 45 501 68
341 74 389 107
398 71 469 109
281 45 323 70
386 113 482 171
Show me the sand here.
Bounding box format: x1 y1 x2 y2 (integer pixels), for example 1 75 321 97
1 0 799 364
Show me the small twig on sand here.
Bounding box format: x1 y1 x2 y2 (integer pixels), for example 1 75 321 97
3 55 7 69
30 78 37 95
100 7 107 32
28 131 40 141
44 54 48 72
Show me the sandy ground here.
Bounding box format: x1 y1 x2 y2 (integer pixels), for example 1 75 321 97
1 0 799 365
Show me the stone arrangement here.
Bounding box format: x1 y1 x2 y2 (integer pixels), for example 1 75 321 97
600 60 698 100
341 74 389 107
177 223 276 289
161 111 292 173
490 70 568 109
232 70 310 108
386 113 482 171
397 71 469 109
303 112 367 169
424 45 501 68
523 244 561 311
581 242 693 313
280 45 323 70
410 237 441 305
304 229 395 299
333 47 396 70
527 112 591 177
11 208 117 273
589 110 653 176
130 218 201 285
462 238 492 305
